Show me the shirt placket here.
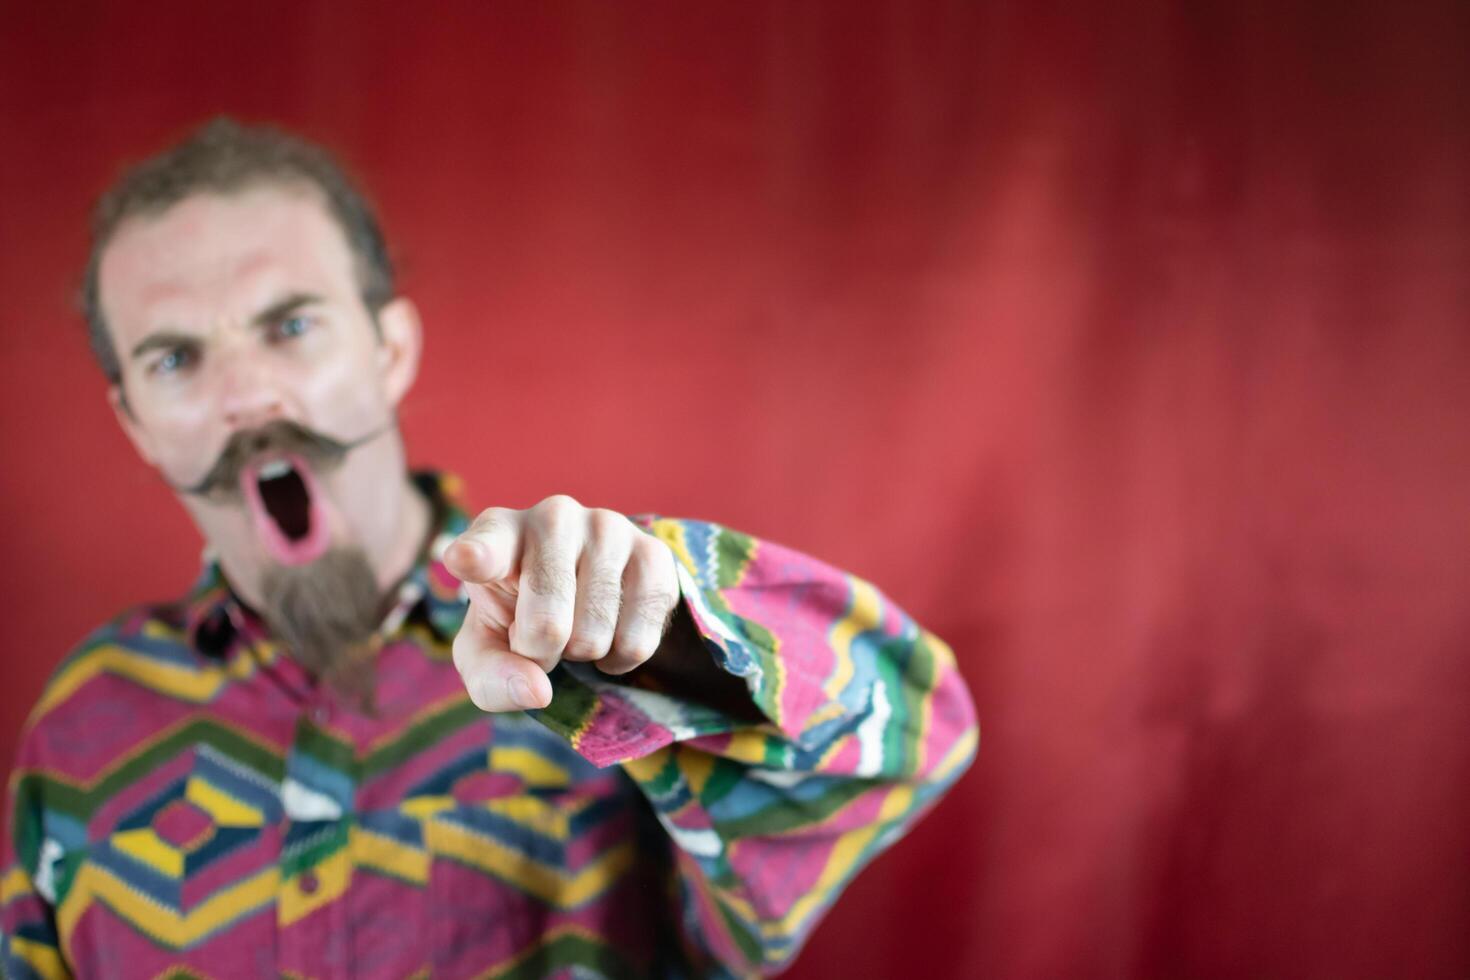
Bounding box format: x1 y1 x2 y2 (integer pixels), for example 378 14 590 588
206 488 460 977
275 689 356 978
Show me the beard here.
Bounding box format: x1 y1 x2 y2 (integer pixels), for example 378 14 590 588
261 545 384 711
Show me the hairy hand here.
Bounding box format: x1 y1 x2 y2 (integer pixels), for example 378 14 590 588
443 495 681 712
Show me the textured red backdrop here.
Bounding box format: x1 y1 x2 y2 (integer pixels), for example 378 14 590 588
3 3 1468 978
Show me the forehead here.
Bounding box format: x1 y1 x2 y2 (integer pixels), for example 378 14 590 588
98 185 357 339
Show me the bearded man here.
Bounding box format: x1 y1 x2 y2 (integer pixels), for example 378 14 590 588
1 119 977 979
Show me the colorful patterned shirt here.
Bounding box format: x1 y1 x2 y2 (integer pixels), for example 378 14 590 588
3 473 977 979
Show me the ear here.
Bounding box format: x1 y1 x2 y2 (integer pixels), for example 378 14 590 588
375 297 423 408
110 384 159 466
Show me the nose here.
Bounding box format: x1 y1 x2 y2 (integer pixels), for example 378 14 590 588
217 347 287 431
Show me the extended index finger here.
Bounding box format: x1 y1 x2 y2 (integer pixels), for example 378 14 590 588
445 507 523 585
508 500 581 667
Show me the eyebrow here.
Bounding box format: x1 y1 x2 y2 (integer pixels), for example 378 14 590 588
252 292 324 327
128 292 326 361
130 331 199 361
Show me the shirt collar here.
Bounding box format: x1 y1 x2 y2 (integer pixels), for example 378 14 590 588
185 470 473 661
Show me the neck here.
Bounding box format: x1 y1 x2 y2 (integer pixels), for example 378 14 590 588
375 473 433 596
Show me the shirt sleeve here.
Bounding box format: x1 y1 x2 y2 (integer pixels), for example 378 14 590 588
3 736 71 980
532 517 979 975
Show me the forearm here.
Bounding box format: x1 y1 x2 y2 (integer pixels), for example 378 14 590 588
615 604 768 726
525 516 978 972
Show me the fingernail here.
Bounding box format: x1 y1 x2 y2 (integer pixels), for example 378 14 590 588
506 674 534 710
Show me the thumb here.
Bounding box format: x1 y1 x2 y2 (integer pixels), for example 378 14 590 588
451 601 553 712
466 653 553 713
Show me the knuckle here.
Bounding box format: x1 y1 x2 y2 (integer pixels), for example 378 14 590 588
586 507 628 539
582 574 624 627
579 607 617 639
628 531 656 558
631 528 668 555
522 612 572 648
470 507 513 536
632 589 678 627
536 494 581 530
564 630 609 660
626 640 658 663
527 551 576 599
605 643 656 674
631 535 677 578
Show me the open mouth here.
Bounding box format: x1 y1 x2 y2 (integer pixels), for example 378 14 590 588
241 455 331 566
258 459 312 540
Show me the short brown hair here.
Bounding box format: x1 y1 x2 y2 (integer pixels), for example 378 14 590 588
83 117 395 384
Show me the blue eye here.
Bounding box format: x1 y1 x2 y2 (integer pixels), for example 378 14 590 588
275 315 311 340
151 346 197 376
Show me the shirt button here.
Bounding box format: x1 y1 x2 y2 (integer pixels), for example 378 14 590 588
311 704 331 725
299 870 319 895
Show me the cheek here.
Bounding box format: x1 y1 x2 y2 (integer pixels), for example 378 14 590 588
299 345 390 430
182 498 248 536
129 398 221 475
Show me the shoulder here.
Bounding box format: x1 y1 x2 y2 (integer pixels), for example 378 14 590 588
16 598 224 764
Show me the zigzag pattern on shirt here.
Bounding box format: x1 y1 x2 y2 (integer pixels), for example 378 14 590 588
4 482 978 978
19 676 642 953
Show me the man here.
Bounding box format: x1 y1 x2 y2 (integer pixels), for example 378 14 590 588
1 119 977 979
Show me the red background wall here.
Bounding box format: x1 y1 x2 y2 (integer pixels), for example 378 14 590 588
3 3 1468 977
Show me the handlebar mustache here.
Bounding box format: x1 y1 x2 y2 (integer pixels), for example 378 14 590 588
167 417 395 499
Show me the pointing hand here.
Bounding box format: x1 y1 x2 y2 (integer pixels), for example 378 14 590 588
443 495 681 712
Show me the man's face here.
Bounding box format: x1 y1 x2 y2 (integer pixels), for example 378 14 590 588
97 184 422 610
